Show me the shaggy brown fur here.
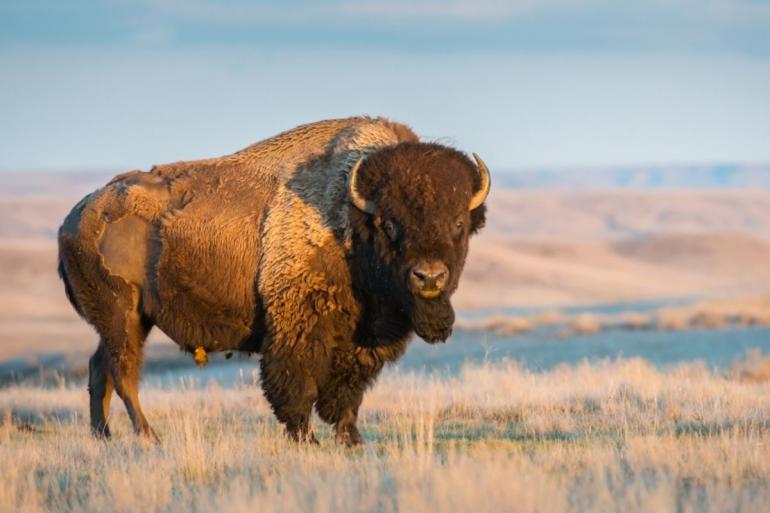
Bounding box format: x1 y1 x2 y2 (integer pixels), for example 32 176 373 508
58 116 489 444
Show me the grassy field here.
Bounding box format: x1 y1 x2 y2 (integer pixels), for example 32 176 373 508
1 357 769 513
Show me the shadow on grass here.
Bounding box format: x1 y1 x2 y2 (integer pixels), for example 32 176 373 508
674 419 770 437
6 407 81 428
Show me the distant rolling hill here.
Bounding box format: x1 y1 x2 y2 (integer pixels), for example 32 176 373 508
2 168 770 358
496 163 770 189
2 168 770 329
3 163 769 197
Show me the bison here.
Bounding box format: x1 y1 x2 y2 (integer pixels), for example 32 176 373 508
58 116 490 445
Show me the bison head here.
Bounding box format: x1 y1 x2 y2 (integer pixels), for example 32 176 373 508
348 143 490 343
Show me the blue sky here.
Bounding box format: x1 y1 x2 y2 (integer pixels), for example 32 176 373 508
1 0 769 171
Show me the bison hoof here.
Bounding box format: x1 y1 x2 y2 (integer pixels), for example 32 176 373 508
91 425 112 439
335 426 363 447
289 429 319 445
137 426 161 444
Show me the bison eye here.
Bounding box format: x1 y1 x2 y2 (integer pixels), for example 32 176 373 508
453 220 465 238
383 219 399 241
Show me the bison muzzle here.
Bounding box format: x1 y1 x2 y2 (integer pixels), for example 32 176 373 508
57 116 490 445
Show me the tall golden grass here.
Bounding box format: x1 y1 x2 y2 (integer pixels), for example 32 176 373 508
1 357 769 513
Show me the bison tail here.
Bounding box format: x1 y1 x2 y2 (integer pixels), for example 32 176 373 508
57 249 85 318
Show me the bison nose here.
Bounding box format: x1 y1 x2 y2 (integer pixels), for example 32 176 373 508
410 261 449 299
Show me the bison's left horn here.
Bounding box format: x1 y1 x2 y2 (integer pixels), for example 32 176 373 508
469 153 491 210
349 157 376 214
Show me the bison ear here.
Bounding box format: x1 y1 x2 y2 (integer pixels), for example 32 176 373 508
349 157 376 214
469 203 486 234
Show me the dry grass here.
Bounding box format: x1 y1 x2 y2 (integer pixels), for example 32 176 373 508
1 359 770 513
730 349 770 384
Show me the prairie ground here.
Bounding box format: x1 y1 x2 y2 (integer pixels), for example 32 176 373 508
2 177 770 512
2 358 769 513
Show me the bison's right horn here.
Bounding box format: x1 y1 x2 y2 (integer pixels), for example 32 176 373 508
349 157 376 214
468 153 491 211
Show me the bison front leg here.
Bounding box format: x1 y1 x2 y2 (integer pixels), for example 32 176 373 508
335 407 363 447
316 352 376 447
259 352 319 444
316 385 364 447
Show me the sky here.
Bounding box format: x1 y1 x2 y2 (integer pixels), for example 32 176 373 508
1 0 769 172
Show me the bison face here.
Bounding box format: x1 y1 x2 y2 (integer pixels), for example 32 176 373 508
348 143 490 343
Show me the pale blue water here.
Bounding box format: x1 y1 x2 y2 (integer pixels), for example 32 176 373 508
458 298 695 320
142 326 770 388
399 326 770 374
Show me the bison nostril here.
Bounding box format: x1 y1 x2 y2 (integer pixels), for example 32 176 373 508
410 263 449 295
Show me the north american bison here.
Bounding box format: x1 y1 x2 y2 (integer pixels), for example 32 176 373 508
58 117 490 445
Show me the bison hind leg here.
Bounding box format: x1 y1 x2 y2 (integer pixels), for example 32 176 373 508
88 339 113 438
107 308 158 441
88 285 157 441
86 296 156 440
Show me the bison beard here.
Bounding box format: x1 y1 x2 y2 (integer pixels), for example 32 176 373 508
349 245 455 345
410 297 455 343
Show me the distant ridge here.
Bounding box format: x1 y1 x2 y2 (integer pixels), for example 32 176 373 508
496 163 770 189
3 164 770 194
